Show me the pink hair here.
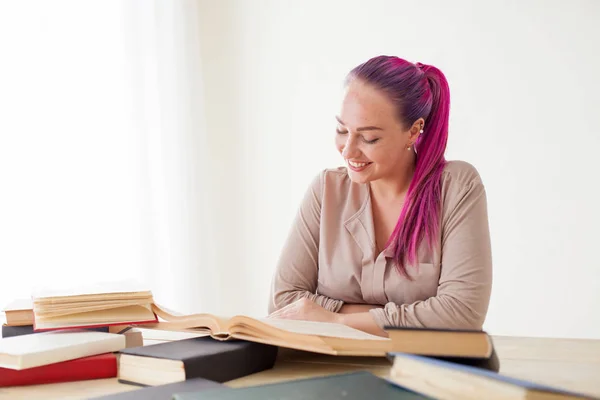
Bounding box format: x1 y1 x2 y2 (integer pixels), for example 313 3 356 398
346 56 450 277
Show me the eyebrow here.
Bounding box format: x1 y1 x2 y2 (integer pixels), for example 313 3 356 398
335 116 383 132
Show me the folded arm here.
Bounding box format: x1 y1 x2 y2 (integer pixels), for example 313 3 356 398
268 172 344 314
368 176 493 330
269 168 492 335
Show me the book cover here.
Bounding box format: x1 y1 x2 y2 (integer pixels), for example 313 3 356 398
118 336 278 386
384 326 500 371
172 371 432 400
388 353 595 399
2 324 109 338
0 330 126 370
385 347 500 372
0 353 117 387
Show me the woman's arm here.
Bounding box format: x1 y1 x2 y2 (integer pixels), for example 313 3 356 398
369 171 493 330
336 312 388 337
338 304 387 336
268 171 344 314
339 304 381 314
268 297 388 337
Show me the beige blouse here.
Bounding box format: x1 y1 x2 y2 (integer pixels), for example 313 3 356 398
268 160 493 330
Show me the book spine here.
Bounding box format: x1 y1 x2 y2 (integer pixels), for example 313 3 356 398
1 325 110 338
1 325 34 338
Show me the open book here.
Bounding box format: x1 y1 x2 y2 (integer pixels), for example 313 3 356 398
32 280 157 331
137 304 392 356
135 305 501 361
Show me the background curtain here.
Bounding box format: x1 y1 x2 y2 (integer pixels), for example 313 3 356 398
0 0 235 318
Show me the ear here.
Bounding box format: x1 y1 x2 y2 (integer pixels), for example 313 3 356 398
407 117 425 145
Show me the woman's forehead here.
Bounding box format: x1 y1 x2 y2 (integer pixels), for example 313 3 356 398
339 80 398 128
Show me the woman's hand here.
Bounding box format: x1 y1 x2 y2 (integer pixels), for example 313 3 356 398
268 298 388 338
267 298 341 324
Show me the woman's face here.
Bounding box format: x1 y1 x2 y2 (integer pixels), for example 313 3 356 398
335 79 414 185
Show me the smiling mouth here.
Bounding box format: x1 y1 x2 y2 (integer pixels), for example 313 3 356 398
347 160 372 171
348 160 370 167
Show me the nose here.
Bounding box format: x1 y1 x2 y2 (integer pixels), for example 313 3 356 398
341 136 360 160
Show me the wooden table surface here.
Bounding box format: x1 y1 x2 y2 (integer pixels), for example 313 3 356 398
1 335 599 400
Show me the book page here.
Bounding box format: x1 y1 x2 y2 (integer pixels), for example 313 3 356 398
134 327 208 341
150 304 226 333
258 318 389 341
35 305 157 326
35 299 155 318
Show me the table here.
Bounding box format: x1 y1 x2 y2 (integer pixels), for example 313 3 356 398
1 335 599 400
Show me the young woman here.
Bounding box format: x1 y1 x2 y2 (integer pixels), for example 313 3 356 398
268 56 492 337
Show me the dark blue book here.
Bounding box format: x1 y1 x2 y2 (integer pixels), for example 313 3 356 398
118 336 278 387
387 353 596 399
2 324 109 338
171 371 432 400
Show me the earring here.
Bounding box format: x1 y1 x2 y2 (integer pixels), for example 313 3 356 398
407 145 411 151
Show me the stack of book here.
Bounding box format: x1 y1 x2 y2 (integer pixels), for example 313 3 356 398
0 329 127 387
0 281 281 389
0 282 146 387
2 280 156 337
2 282 595 399
96 308 594 399
172 369 595 400
93 325 594 400
0 280 153 387
93 365 595 400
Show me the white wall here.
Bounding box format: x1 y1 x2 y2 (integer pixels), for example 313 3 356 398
197 0 600 339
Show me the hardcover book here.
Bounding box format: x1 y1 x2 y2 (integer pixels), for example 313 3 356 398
117 336 278 386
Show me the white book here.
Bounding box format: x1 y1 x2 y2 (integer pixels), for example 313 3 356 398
0 330 126 370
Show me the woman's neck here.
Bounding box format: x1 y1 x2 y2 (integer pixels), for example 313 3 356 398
369 156 416 202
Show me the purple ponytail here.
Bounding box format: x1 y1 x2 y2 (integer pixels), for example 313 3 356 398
346 56 451 277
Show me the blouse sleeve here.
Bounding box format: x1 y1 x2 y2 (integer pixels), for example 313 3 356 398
268 171 344 314
369 172 493 330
